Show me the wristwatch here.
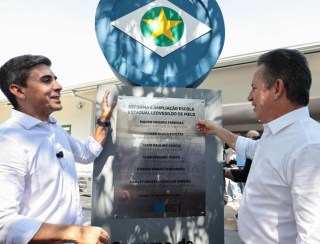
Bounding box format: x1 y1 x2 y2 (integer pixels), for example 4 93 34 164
96 118 111 127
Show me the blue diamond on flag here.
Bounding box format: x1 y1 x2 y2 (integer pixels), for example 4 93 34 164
111 0 211 57
95 0 225 88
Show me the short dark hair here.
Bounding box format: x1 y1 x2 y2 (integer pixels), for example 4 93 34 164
0 54 51 108
257 48 311 106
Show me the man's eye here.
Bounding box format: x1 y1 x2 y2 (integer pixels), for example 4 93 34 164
41 76 53 83
43 79 51 83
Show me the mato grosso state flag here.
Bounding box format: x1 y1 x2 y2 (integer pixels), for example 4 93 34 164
95 0 225 87
111 0 211 57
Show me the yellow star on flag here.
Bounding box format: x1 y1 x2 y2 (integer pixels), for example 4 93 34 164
142 8 182 42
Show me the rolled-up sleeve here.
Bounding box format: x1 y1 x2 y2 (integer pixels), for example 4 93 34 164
235 136 258 160
68 134 103 164
86 136 103 157
6 217 42 244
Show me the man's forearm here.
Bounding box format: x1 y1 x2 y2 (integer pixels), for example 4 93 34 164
215 126 238 150
30 223 78 243
93 124 108 146
224 168 235 181
30 223 110 243
196 120 238 149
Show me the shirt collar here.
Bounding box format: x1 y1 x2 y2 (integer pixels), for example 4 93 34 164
263 106 310 135
11 109 57 129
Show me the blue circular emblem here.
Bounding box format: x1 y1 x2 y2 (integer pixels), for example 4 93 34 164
95 0 225 88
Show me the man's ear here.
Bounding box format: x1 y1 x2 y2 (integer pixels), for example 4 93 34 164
9 84 26 100
273 79 286 100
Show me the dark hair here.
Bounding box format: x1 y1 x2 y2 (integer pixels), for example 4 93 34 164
0 54 51 108
257 48 311 106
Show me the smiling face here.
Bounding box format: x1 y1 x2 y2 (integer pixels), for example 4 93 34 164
247 65 276 123
11 64 63 121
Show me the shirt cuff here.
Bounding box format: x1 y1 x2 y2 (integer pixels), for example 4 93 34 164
7 216 42 244
87 136 103 157
235 136 250 160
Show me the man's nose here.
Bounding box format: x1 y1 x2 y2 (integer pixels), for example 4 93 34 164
247 91 252 101
53 79 62 91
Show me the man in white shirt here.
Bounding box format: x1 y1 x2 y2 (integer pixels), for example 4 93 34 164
0 55 115 243
197 49 320 243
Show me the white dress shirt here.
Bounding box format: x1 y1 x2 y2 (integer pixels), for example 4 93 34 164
236 107 320 244
0 110 103 244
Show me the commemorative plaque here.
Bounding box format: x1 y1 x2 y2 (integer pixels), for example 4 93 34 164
113 96 205 218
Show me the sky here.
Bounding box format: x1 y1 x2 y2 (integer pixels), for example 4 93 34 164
1 0 320 100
